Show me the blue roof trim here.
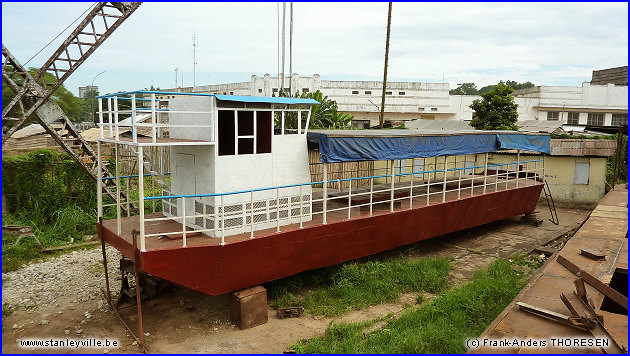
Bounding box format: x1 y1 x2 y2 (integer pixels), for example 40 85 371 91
215 94 319 105
96 90 320 105
307 131 550 163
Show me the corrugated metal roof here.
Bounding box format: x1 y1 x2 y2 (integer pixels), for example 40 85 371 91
406 119 473 131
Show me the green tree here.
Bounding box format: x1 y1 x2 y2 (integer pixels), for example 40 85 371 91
449 83 478 95
277 90 355 130
479 80 535 94
469 82 519 131
2 67 83 123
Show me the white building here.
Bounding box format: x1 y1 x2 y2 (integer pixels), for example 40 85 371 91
164 74 627 129
511 83 628 127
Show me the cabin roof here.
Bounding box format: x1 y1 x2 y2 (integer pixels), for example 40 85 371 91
97 90 319 105
307 129 550 162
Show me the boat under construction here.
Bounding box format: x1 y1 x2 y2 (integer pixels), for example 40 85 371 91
95 90 550 298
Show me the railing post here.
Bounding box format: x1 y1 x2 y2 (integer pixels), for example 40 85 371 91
131 93 137 143
409 159 414 209
106 98 112 138
137 146 145 251
442 156 447 203
369 177 373 216
426 170 431 206
220 195 225 245
483 153 488 194
299 185 303 228
125 177 131 217
115 143 121 236
281 111 285 135
181 197 187 247
458 163 462 200
516 150 520 188
98 98 104 139
347 179 352 219
214 197 219 239
496 162 500 192
114 96 120 140
470 155 475 197
276 187 281 232
390 160 395 212
151 93 157 143
250 191 254 238
323 162 328 224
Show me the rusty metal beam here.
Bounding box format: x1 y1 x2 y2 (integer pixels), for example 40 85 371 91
516 302 588 331
2 2 141 132
556 255 628 311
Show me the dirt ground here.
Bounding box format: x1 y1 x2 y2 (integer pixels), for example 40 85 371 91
2 204 591 354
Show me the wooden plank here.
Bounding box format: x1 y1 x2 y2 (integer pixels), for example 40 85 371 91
556 254 628 311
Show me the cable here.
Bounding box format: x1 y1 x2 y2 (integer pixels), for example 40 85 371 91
23 2 96 66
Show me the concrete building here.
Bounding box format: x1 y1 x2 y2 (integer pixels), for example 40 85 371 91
489 139 617 208
78 85 98 98
511 83 628 127
164 73 627 129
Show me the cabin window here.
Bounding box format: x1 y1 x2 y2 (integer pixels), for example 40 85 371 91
365 91 372 95
218 110 236 156
385 91 392 95
258 88 263 93
272 88 278 93
399 91 405 95
218 110 272 156
352 90 359 94
431 108 438 112
302 88 309 93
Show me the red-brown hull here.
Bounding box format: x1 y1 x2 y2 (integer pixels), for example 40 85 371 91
102 185 542 295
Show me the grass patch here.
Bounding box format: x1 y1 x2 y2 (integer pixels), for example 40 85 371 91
291 259 527 354
266 255 451 316
509 252 545 270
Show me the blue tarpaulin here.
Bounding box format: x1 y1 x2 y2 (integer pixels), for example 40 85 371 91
307 130 550 163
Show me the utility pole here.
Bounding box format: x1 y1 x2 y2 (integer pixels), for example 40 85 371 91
380 2 392 129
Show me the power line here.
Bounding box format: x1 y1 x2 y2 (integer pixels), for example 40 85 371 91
24 2 96 67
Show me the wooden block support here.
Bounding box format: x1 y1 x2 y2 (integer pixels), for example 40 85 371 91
229 286 268 330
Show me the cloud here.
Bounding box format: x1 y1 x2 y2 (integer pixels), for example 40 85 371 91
2 2 626 95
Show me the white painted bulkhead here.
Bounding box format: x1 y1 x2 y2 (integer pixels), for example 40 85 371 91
165 95 312 238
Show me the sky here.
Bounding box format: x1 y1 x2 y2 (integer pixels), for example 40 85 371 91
2 2 627 96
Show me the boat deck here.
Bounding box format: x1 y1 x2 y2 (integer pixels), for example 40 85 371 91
103 176 541 253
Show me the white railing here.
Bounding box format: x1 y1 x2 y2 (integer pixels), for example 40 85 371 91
109 155 546 251
97 92 214 144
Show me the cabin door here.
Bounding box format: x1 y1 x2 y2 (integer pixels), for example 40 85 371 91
176 153 197 195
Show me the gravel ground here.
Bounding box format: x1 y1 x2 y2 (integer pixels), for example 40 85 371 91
2 246 122 314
